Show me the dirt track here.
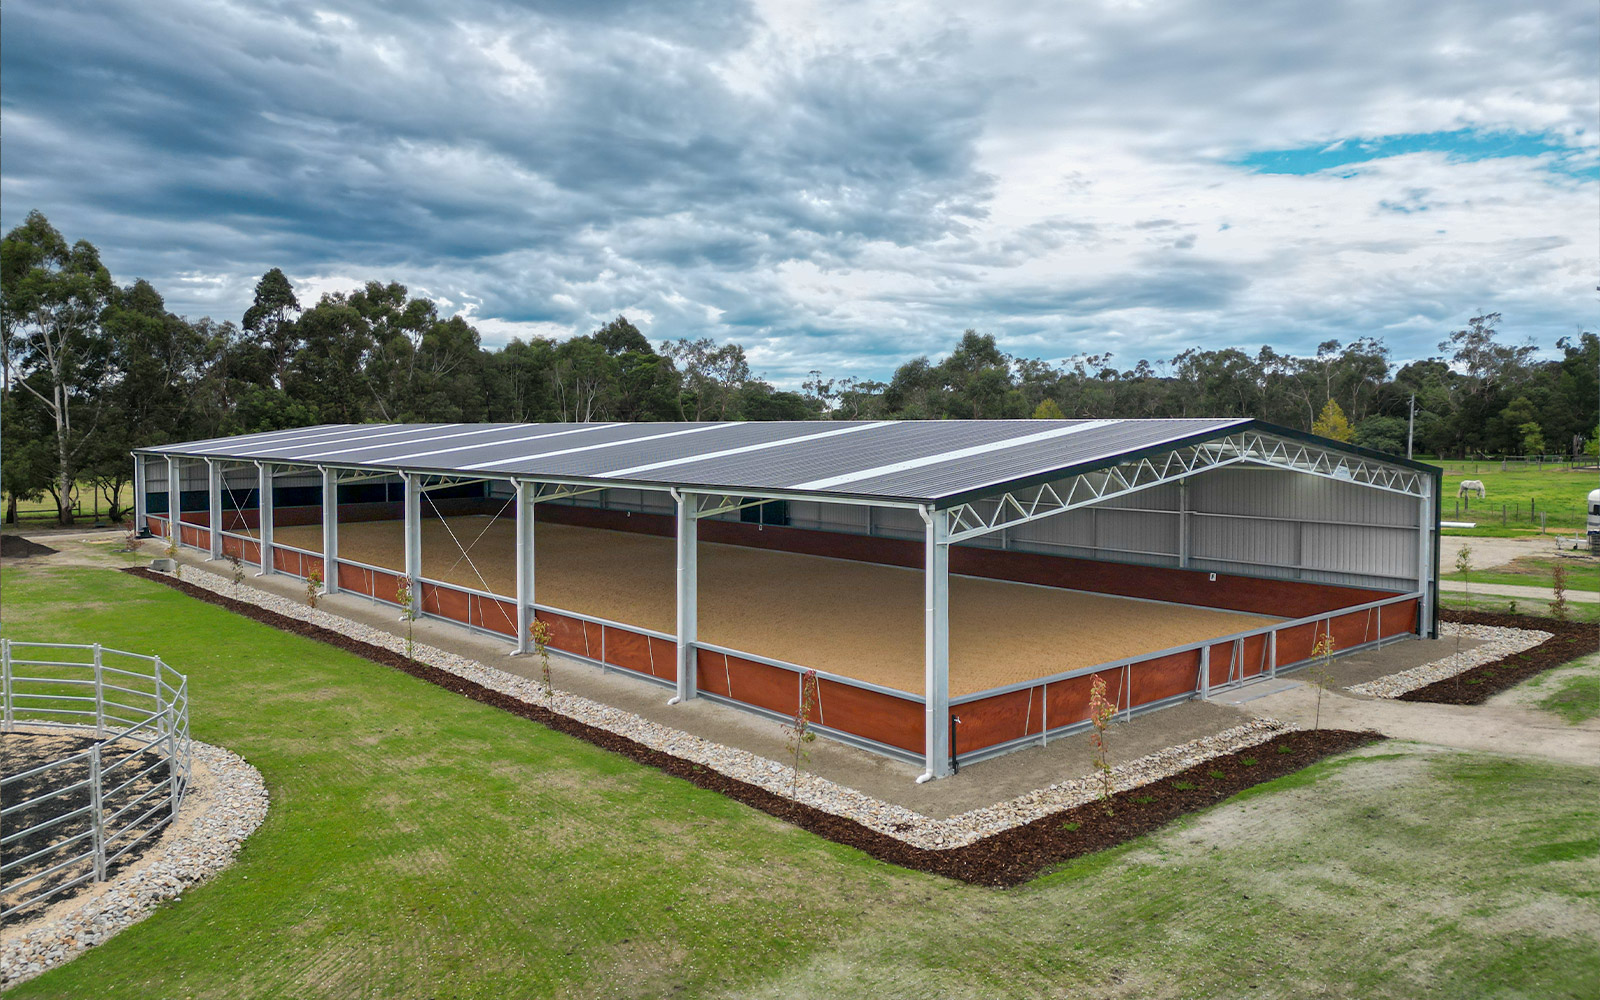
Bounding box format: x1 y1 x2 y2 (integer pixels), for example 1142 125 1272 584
272 517 1278 696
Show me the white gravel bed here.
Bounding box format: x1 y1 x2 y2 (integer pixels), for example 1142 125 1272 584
1 739 268 990
1346 622 1551 699
162 565 1290 851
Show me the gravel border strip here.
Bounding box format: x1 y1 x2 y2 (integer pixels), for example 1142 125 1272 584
0 739 268 990
1347 622 1551 698
1398 609 1600 705
134 564 1291 851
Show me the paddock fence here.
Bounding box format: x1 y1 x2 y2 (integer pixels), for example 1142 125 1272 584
1 641 191 920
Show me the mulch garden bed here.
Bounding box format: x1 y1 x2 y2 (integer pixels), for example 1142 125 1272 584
1399 609 1600 706
124 567 1381 887
1 535 58 559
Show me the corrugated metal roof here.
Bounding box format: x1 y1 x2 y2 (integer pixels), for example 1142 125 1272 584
136 418 1338 506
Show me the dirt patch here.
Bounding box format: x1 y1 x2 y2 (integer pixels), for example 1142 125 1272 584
1 535 58 559
1 732 171 921
1399 610 1600 706
123 566 1380 886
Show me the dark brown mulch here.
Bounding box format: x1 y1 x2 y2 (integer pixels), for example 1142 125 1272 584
122 567 1382 886
1399 609 1600 706
1 534 58 559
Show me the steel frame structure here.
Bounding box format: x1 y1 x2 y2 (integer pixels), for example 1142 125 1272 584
138 424 1438 784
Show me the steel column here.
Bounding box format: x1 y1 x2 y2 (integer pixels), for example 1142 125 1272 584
133 454 148 532
167 456 181 548
920 506 952 780
673 490 698 702
1177 478 1190 568
1199 645 1211 698
515 481 536 654
1417 476 1435 637
403 472 422 598
207 460 224 558
320 467 339 594
256 462 274 575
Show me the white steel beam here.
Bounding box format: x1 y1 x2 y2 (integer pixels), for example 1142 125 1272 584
167 457 181 549
919 506 952 781
256 462 275 576
1417 476 1435 637
207 460 224 559
133 454 147 532
515 481 536 654
672 490 699 703
403 472 422 600
1177 478 1190 569
320 468 340 595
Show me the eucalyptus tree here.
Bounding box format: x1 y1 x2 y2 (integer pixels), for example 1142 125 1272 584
0 211 114 523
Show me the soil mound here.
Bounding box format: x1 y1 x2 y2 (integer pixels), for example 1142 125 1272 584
1 535 58 559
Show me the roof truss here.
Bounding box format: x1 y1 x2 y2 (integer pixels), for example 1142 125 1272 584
945 429 1428 544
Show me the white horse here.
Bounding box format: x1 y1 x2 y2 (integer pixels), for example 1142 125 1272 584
1458 480 1487 498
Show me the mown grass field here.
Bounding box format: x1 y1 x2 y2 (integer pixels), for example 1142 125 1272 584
1433 459 1600 534
1443 555 1600 593
4 550 1598 999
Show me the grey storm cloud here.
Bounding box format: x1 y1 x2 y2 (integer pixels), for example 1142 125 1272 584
2 0 1595 384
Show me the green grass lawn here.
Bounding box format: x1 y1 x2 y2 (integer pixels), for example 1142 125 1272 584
1435 460 1600 534
1443 555 1600 593
5 553 1599 999
1441 590 1600 624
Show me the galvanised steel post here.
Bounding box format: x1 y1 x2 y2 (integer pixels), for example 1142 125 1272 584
515 481 536 654
403 472 422 603
320 467 340 595
93 644 105 738
133 453 147 532
256 462 275 575
671 489 698 703
207 459 224 559
1417 475 1434 637
167 456 181 548
919 505 951 781
1178 478 1190 569
89 745 106 882
1 639 12 732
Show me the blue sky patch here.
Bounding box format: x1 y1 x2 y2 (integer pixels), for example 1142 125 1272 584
1233 129 1597 178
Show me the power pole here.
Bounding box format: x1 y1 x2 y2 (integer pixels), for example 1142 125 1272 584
1406 394 1415 460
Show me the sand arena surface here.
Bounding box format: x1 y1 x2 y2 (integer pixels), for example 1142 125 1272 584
271 517 1279 697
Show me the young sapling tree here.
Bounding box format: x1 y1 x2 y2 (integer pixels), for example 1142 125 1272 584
1551 562 1569 621
227 552 244 586
1087 673 1117 814
1309 630 1337 731
529 619 554 698
783 669 820 797
305 569 322 608
396 581 416 661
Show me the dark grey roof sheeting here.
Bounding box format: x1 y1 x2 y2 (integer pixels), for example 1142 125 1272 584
138 418 1284 505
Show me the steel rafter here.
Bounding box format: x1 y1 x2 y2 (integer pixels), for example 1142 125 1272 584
510 481 609 504
688 493 772 519
945 430 1426 544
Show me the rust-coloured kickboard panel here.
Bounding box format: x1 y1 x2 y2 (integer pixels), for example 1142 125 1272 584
603 627 654 674
1128 649 1201 705
811 678 923 752
952 687 1039 753
536 610 589 657
720 654 801 718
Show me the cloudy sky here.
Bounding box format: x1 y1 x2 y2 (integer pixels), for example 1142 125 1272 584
3 0 1595 384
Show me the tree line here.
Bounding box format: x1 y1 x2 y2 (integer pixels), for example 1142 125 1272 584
3 210 1596 524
